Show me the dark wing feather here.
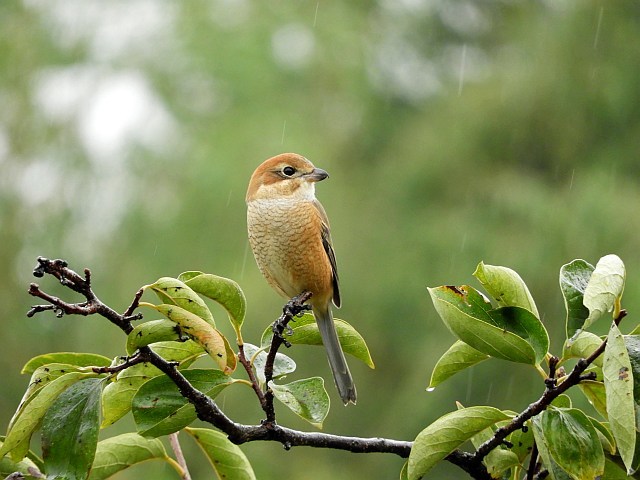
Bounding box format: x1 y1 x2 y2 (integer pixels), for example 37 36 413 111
314 199 341 308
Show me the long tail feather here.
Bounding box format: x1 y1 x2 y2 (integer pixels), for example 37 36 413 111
313 306 356 405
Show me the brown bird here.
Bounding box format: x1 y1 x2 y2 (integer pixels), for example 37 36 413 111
246 153 356 405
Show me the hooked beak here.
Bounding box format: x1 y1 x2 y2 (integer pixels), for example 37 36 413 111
305 167 329 182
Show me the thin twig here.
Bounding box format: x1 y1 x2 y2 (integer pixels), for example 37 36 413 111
262 292 312 422
169 432 192 480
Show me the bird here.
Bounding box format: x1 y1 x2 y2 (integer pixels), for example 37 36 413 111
246 153 356 405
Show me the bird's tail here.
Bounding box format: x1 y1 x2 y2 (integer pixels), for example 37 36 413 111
313 306 357 405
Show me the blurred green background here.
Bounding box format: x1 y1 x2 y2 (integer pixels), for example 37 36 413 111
1 1 639 478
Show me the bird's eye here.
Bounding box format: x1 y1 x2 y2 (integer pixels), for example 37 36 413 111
282 166 296 177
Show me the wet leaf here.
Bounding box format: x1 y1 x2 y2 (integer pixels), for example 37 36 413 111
562 331 604 367
578 380 608 420
185 428 256 480
9 364 90 432
269 377 329 429
0 449 42 479
146 304 234 373
603 322 635 473
146 277 215 326
87 433 167 480
533 407 604 480
588 417 616 455
41 378 102 480
179 272 247 338
583 254 625 329
21 353 111 375
242 343 296 385
428 286 541 364
101 341 204 427
0 372 98 462
428 340 489 390
126 319 184 355
559 259 594 342
132 369 232 437
407 406 509 480
260 313 374 369
473 262 539 318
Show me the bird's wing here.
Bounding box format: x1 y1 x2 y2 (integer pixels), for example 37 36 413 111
314 199 341 308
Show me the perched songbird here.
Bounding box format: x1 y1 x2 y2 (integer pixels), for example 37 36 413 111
246 153 356 405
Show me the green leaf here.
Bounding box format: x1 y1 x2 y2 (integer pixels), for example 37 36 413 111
624 335 640 430
473 262 539 318
260 312 375 369
407 406 509 480
268 377 330 429
427 285 540 364
583 254 625 329
562 331 604 367
0 447 42 479
533 407 605 480
399 461 409 480
507 420 534 464
578 380 608 420
87 433 167 480
186 428 256 480
464 407 519 478
428 340 489 390
101 340 204 428
588 417 616 455
531 416 574 480
145 303 235 374
179 272 247 338
604 457 631 479
126 319 183 355
559 259 595 342
21 353 112 375
0 372 98 462
550 394 572 409
146 277 215 326
8 364 90 433
603 322 635 473
242 343 296 385
132 369 232 437
41 378 102 480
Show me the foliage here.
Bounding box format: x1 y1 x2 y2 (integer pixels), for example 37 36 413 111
1 253 639 480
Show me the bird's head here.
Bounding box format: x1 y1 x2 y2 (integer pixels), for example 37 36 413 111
246 153 329 203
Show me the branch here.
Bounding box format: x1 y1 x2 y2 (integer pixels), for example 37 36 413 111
472 310 627 468
26 259 422 463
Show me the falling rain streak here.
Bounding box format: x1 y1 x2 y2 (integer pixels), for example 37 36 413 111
593 7 604 50
458 44 467 97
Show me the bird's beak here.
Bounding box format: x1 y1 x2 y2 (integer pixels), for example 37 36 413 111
306 168 329 182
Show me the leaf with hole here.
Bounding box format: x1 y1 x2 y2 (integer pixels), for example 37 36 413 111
428 285 547 364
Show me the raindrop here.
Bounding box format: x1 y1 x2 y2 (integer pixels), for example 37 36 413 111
426 387 435 392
